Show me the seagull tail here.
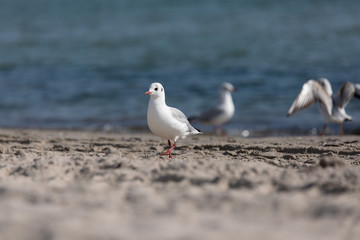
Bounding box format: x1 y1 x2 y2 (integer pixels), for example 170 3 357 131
194 127 202 133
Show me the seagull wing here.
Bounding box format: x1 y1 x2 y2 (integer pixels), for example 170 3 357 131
356 84 360 98
333 82 360 108
189 107 223 123
169 107 200 133
287 80 332 116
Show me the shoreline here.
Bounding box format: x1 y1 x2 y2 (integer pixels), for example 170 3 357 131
1 124 360 138
0 128 359 240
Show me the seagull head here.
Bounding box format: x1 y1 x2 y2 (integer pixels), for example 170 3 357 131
221 82 237 92
145 82 165 98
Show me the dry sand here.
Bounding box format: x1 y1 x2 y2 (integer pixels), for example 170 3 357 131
0 128 359 240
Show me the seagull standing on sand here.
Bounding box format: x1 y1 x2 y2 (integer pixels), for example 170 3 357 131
287 78 360 136
145 82 201 158
189 82 237 135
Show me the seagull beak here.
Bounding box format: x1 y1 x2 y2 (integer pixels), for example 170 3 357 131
144 91 152 95
232 87 238 92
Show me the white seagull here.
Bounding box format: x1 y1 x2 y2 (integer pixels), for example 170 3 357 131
189 82 237 135
287 78 360 136
145 82 201 158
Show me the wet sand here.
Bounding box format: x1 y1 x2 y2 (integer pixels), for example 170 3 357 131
0 128 359 240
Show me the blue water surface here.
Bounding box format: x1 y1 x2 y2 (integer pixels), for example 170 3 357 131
1 0 360 136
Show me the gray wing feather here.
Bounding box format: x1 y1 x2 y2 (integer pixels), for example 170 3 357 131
169 107 188 123
191 107 223 122
333 82 360 108
354 84 360 98
169 107 199 133
334 82 354 108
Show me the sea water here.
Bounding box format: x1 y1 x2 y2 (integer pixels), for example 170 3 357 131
0 0 360 136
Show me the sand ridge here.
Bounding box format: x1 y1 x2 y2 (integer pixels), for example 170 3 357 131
0 129 359 240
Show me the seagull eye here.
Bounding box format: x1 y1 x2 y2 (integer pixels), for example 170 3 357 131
155 88 158 91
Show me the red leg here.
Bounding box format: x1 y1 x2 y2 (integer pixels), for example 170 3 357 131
160 141 176 158
167 139 171 147
213 126 218 134
214 125 223 135
220 125 227 136
339 123 343 136
320 124 327 136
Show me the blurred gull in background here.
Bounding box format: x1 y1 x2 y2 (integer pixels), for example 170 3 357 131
189 82 237 135
287 78 360 136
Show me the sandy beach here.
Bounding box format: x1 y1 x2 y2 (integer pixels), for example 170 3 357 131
0 128 359 240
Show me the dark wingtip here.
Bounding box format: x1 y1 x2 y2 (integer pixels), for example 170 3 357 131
354 92 360 99
194 127 202 133
188 116 196 122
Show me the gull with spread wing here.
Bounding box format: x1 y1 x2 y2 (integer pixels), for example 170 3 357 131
287 78 360 136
